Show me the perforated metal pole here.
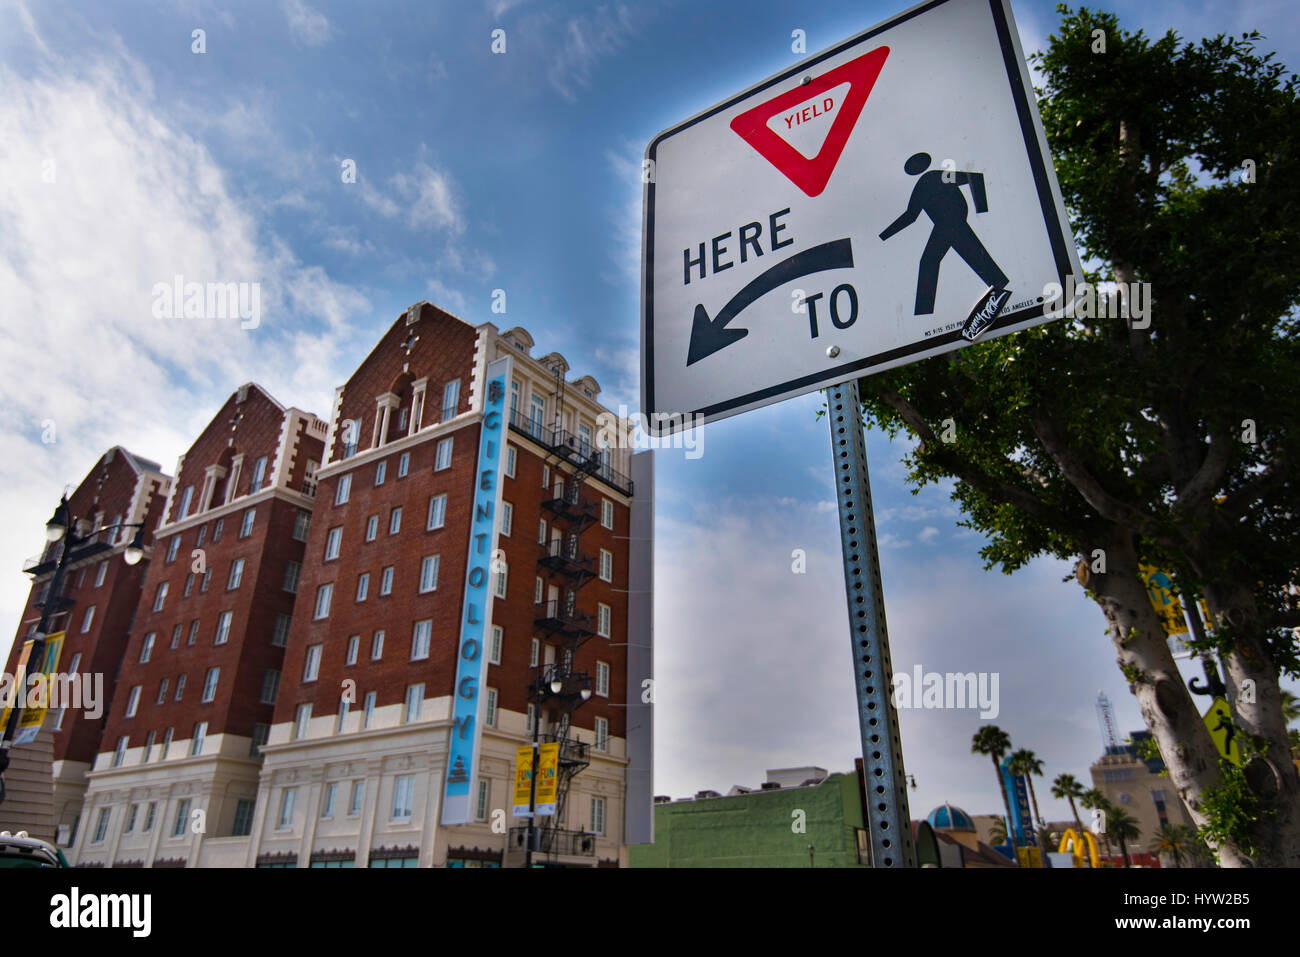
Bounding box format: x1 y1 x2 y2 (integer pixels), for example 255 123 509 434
827 379 915 868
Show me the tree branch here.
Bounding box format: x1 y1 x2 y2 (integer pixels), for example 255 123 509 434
1220 454 1291 521
1174 427 1234 512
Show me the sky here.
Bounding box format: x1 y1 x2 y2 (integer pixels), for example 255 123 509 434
2 0 1297 831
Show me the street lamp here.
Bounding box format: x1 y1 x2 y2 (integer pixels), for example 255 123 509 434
123 527 146 566
45 500 69 543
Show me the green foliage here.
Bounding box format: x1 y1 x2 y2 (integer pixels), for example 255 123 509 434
1127 733 1166 775
1197 759 1274 863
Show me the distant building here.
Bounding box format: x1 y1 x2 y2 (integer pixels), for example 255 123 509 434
925 803 1017 868
1089 733 1192 867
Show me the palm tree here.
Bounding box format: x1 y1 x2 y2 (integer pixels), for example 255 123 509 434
1081 789 1114 863
1105 807 1141 867
972 725 1017 854
1008 749 1046 825
1051 773 1086 845
1036 822 1058 852
988 816 1009 846
1281 690 1300 725
1150 823 1193 868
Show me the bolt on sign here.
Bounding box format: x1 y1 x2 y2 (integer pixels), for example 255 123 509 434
641 0 1081 430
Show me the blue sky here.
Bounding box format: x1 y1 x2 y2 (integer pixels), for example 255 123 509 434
2 0 1297 831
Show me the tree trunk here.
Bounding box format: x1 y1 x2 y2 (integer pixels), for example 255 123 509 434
1203 581 1300 866
1027 776 1044 826
993 754 1018 857
1084 531 1252 867
1119 835 1130 868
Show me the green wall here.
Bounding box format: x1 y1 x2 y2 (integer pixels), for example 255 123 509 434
629 773 867 867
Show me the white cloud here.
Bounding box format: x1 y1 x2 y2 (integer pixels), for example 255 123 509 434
917 525 940 545
358 160 464 235
878 532 911 549
547 5 639 103
282 0 334 48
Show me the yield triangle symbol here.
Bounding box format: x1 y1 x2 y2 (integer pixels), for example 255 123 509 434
730 45 890 198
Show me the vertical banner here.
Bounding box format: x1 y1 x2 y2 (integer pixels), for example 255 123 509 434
535 742 559 817
1 632 65 745
512 745 534 818
442 356 511 826
1138 564 1189 636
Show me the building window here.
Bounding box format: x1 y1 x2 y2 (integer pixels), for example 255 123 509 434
594 717 609 753
125 803 138 833
277 789 296 829
365 514 378 541
272 613 290 647
250 723 269 759
142 729 154 760
162 727 174 757
191 721 207 756
303 644 322 682
112 735 128 767
240 508 255 538
356 573 370 602
251 455 268 491
214 610 232 645
380 567 394 596
596 661 610 697
292 509 311 541
293 703 312 741
68 652 81 675
94 561 108 587
541 465 550 490
485 688 497 728
314 582 333 619
439 378 460 422
363 691 376 729
175 674 186 701
600 549 613 582
334 473 352 505
398 452 410 477
143 802 156 832
260 670 280 705
187 619 200 645
530 638 539 668
602 499 614 530
166 536 181 563
501 501 513 537
201 667 219 703
157 678 169 705
371 631 385 660
232 799 255 837
427 494 446 530
505 445 517 479
435 437 453 471
389 507 402 535
419 555 439 593
200 568 212 592
538 518 547 545
374 460 387 486
475 780 490 822
212 518 223 542
80 605 95 633
325 527 342 560
172 798 192 837
178 486 194 519
152 582 168 612
489 626 503 665
392 775 415 820
591 797 606 837
597 603 611 638
526 703 535 734
170 624 182 649
92 808 111 843
227 558 244 589
404 684 423 724
534 577 543 604
283 561 301 593
140 632 156 663
322 782 338 818
337 697 350 732
342 418 359 458
397 406 409 435
349 781 364 816
411 620 431 660
196 524 207 547
495 563 507 599
184 573 195 597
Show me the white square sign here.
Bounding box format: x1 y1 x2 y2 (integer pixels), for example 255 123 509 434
641 0 1081 430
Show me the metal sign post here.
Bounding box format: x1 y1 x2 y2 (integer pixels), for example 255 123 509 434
828 379 914 867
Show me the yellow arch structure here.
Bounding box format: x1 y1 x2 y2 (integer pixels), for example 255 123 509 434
1059 829 1100 868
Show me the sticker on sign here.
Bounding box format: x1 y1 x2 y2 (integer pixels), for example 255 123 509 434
641 0 1081 434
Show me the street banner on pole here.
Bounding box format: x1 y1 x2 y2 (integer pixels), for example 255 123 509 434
513 744 533 818
535 742 559 817
0 632 65 746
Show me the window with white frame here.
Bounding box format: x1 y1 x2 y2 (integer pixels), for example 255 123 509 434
505 445 516 478
283 561 301 593
152 582 168 612
260 670 280 704
303 644 322 682
349 781 364 815
389 507 402 535
184 572 195 597
162 727 174 757
594 717 609 753
501 502 513 536
441 379 460 421
417 554 439 592
476 780 490 822
293 703 312 740
175 674 186 701
191 721 207 756
374 460 386 486
292 509 311 541
178 486 193 519
251 455 268 491
334 473 352 505
530 638 539 668
534 577 543 604
538 518 547 544
126 803 138 833
600 549 613 582
363 691 376 729
201 568 212 592
489 626 503 665
404 684 423 724
272 613 290 647
337 696 350 732
597 603 611 638
201 667 219 703
542 465 550 489
411 620 431 660
356 572 370 602
94 561 108 587
228 558 244 589
596 661 610 697
485 687 497 727
398 452 410 477
365 515 378 541
140 632 155 663
325 527 342 560
214 610 232 645
173 798 192 837
591 796 606 836
321 782 337 818
371 630 385 660
277 788 297 829
346 635 360 665
240 508 255 538
166 536 181 563
392 775 414 820
426 494 447 530
602 499 614 529
156 678 169 705
435 437 453 470
314 583 333 619
125 686 140 718
495 563 507 598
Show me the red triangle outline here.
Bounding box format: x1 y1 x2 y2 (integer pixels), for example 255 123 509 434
730 45 890 198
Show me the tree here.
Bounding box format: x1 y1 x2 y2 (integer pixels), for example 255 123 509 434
972 725 1018 853
857 4 1300 865
1151 823 1194 867
1106 807 1143 867
1081 789 1115 862
988 816 1009 846
1052 773 1087 845
1009 749 1047 825
1282 691 1300 725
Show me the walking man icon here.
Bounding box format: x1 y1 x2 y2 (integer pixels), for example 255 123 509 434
879 152 1009 316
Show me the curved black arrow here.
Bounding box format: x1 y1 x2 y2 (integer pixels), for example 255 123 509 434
686 237 855 366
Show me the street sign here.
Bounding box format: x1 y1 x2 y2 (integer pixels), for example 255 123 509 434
642 0 1081 430
1203 696 1244 767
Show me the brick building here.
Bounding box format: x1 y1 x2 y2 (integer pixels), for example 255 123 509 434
72 384 325 867
249 303 653 868
2 447 170 844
